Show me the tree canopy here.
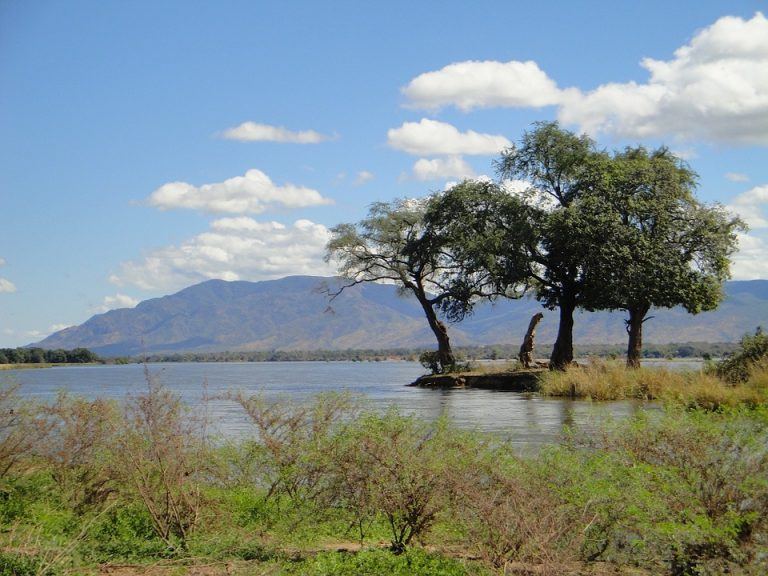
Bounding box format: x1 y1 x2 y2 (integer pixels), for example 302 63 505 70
325 198 501 373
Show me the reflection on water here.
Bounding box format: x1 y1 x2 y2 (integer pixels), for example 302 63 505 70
3 361 664 450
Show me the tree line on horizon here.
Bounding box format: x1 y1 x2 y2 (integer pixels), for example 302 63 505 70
0 346 101 365
326 122 744 372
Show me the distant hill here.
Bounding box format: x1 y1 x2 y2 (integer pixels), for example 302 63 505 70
34 276 768 357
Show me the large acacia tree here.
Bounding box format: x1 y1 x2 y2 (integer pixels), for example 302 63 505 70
325 198 500 373
578 146 744 367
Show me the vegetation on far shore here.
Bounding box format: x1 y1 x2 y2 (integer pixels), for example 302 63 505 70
0 347 104 366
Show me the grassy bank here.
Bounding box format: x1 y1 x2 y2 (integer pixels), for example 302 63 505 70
0 378 766 576
537 359 768 408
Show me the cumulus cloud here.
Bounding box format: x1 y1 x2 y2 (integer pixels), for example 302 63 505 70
96 294 140 313
558 12 768 144
109 217 333 292
726 172 750 182
48 323 72 333
728 185 768 229
402 13 768 145
387 119 511 156
147 169 333 214
220 122 331 143
411 156 477 181
731 233 768 279
402 60 564 111
354 170 375 186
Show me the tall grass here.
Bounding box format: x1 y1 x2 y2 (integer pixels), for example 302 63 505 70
538 359 768 408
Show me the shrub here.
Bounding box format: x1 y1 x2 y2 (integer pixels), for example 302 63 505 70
716 327 768 383
0 551 57 576
38 393 118 513
452 451 583 570
282 548 475 576
230 391 359 507
0 383 48 478
334 413 469 552
558 408 768 574
110 368 209 551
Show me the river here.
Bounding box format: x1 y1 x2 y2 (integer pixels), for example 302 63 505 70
1 360 684 450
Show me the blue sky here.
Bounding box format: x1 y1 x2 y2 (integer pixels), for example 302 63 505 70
1 0 767 347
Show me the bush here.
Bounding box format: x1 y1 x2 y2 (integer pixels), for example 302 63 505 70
38 393 118 513
716 327 768 383
110 368 209 550
554 407 768 574
0 551 56 576
283 548 475 576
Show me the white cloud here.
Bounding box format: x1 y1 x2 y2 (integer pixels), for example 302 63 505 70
109 217 333 292
403 13 768 145
48 323 72 333
731 232 768 279
95 294 140 313
0 278 16 293
220 122 331 143
402 60 564 111
728 185 768 229
387 119 511 156
147 169 333 214
726 172 750 182
671 148 698 160
354 170 375 186
412 156 477 181
0 257 5 266
558 12 768 144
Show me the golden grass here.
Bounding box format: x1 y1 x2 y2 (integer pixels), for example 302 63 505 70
538 359 768 408
0 363 55 370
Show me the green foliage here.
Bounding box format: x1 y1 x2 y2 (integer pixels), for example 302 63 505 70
86 503 171 560
283 548 476 576
716 327 768 383
0 347 101 365
0 552 57 576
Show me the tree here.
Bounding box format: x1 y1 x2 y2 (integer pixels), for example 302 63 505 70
325 198 499 373
578 147 744 367
495 122 606 369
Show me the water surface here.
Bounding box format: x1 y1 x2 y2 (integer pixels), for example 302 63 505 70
3 361 660 450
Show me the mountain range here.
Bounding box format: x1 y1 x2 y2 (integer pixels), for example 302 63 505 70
34 276 768 356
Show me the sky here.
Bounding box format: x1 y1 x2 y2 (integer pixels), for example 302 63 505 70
1 0 767 347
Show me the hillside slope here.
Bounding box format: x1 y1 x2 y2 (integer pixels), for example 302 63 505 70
34 276 768 356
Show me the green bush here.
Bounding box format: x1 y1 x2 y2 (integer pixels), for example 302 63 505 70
716 327 768 383
283 548 477 576
0 552 57 576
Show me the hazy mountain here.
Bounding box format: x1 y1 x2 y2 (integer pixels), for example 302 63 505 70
35 276 768 356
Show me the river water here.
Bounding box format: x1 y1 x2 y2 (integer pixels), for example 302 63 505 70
2 360 688 450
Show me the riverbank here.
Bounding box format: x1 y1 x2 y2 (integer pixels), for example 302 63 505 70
1 384 765 576
0 362 103 370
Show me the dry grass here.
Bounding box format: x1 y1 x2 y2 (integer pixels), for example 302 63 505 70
538 359 768 408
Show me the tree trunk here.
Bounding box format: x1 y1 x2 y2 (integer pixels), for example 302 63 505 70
549 298 576 371
518 312 544 368
417 295 455 372
626 304 650 369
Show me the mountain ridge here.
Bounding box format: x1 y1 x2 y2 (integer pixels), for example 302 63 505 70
34 276 768 356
